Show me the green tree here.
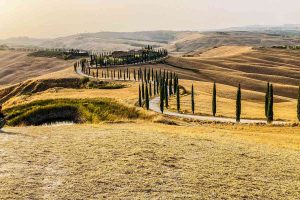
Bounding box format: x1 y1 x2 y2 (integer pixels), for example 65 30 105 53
191 84 195 114
138 84 142 107
165 81 169 108
160 83 164 113
236 84 242 123
149 82 152 97
265 82 270 117
177 85 180 112
267 84 274 123
145 84 149 110
142 82 145 100
212 81 217 117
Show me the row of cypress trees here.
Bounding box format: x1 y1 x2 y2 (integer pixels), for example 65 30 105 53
138 69 179 111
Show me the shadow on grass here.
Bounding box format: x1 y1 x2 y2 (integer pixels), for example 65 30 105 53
0 129 21 136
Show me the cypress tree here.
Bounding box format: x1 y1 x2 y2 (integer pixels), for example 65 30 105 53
138 84 142 107
142 82 145 100
160 84 164 113
297 84 300 121
265 82 270 117
267 84 274 123
169 79 173 96
165 81 168 108
236 84 241 123
152 68 154 81
149 82 152 97
177 85 180 112
212 81 217 117
191 84 195 114
145 84 149 110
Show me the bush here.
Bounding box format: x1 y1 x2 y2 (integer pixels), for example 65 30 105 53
4 99 141 126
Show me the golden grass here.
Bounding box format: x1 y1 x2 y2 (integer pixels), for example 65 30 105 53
0 123 299 199
0 50 74 87
169 80 298 122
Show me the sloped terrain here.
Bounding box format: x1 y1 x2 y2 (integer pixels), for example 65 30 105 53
0 50 74 86
163 48 300 99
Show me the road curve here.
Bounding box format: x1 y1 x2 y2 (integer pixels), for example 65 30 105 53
76 67 288 125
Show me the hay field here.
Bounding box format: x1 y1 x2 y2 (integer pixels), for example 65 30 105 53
0 50 74 86
0 123 299 199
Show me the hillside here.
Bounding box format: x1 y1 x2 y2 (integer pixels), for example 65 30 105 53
2 30 300 55
0 50 74 86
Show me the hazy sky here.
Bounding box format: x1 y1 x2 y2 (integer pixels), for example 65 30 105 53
1 0 300 39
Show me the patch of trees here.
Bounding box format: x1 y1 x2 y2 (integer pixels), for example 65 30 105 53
272 45 300 50
87 46 168 67
29 48 89 60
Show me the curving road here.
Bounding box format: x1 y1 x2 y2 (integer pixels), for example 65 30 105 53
76 67 288 125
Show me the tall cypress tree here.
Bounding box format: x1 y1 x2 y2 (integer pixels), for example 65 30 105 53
149 82 152 97
297 84 300 121
160 84 164 113
267 84 274 123
142 82 145 100
165 81 169 108
212 81 217 117
265 82 270 117
236 84 242 123
152 68 154 81
177 85 180 112
169 79 173 96
138 84 142 107
154 81 157 96
145 84 150 110
191 84 195 114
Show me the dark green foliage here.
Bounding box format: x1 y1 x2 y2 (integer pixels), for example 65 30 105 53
169 79 173 95
267 84 274 123
265 82 270 117
191 84 195 114
236 84 241 123
177 85 180 112
160 84 164 113
145 84 150 110
149 82 152 97
142 82 145 100
212 81 217 117
139 84 142 107
29 49 89 60
165 81 168 108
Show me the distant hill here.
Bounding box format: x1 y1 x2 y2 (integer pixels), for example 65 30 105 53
1 28 300 55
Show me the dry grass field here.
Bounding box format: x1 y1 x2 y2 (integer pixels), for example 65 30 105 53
0 46 299 199
0 50 74 87
0 123 299 199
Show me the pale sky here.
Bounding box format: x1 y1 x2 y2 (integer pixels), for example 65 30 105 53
0 0 300 39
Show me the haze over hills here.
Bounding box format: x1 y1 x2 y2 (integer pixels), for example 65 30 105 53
1 25 300 55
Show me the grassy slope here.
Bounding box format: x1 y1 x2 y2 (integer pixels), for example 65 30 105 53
0 50 74 86
0 123 299 199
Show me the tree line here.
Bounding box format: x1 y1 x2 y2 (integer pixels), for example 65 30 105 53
80 46 168 68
